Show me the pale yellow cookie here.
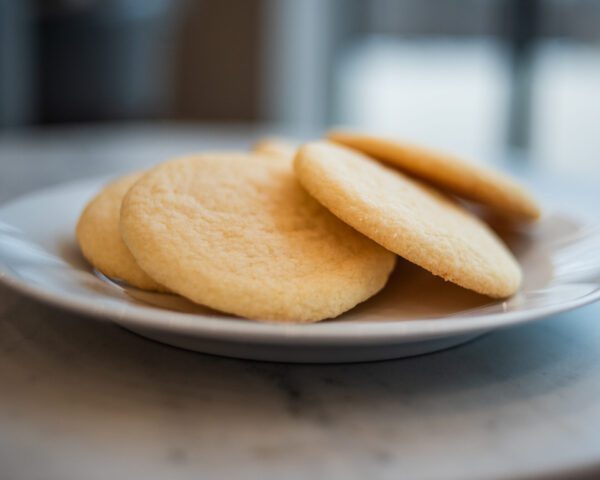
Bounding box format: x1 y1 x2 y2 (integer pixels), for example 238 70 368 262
252 137 297 161
120 153 396 323
328 130 541 221
295 141 522 298
76 172 166 291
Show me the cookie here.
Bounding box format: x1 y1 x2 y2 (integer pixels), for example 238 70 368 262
327 130 541 221
295 141 522 298
252 137 297 161
120 153 396 323
76 172 166 291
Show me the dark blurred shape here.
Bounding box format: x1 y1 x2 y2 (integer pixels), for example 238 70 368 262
504 0 541 150
37 0 182 123
366 0 501 36
172 0 263 121
0 0 265 125
0 0 35 127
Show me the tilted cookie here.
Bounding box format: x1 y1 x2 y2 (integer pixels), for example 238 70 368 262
295 141 522 298
76 172 166 291
328 130 541 221
120 153 396 323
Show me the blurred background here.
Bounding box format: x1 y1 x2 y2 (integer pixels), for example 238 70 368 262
1 0 599 180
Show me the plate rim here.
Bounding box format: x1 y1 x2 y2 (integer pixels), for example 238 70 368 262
1 176 599 346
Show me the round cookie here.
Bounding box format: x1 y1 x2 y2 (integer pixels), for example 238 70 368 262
120 153 396 323
327 130 541 221
252 137 297 161
295 141 522 298
76 172 166 291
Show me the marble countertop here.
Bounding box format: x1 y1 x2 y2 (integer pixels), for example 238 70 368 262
1 124 600 480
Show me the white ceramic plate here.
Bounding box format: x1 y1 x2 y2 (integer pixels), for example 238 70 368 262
0 177 599 363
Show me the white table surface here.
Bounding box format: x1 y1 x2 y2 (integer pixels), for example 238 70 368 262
1 124 599 480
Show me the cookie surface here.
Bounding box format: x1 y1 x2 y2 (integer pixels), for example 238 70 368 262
328 130 540 221
76 172 166 291
295 142 522 298
252 137 297 161
120 153 396 323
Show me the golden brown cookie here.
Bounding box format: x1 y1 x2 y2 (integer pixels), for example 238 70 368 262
120 153 396 323
295 141 522 298
76 173 166 291
327 130 541 221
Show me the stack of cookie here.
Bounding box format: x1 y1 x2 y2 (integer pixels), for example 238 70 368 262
77 131 540 323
